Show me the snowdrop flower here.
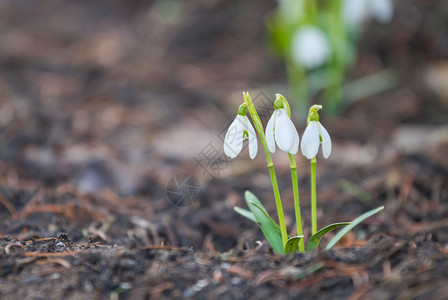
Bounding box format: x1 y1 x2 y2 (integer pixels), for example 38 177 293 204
301 105 331 159
343 0 393 26
291 26 331 69
265 97 299 155
342 0 368 27
370 0 393 24
224 104 257 159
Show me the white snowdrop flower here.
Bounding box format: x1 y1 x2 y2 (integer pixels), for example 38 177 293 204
265 108 299 155
342 0 393 26
291 26 331 69
370 0 393 24
301 107 331 159
342 0 368 27
223 105 257 159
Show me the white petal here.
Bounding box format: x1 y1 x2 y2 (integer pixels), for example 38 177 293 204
289 124 300 155
301 121 320 159
223 115 244 158
274 109 295 153
265 112 276 153
245 117 258 159
318 122 332 159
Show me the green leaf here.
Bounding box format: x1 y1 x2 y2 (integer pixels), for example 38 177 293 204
233 207 257 223
326 206 385 250
244 190 267 213
244 191 283 254
248 201 284 254
307 222 351 252
243 191 283 254
284 235 304 254
244 191 281 233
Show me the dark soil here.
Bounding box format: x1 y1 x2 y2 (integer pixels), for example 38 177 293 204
1 0 448 299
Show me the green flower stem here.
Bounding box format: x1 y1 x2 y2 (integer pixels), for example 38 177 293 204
288 153 305 253
278 93 305 252
243 92 288 247
325 0 346 114
305 0 317 22
311 157 317 234
267 165 288 247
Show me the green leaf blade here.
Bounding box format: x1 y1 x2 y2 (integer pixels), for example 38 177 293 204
248 201 284 254
326 206 385 250
234 206 257 223
244 191 283 254
244 191 266 213
244 191 281 233
307 222 351 252
284 235 304 254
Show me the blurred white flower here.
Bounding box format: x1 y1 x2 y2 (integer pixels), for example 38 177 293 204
370 0 393 23
265 108 300 154
224 115 257 159
291 26 331 69
300 121 332 159
342 0 368 26
343 0 393 26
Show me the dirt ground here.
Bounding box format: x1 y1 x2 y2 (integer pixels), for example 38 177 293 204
1 0 448 299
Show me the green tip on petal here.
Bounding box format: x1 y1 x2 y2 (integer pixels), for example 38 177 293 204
274 98 284 110
310 104 322 113
238 104 247 116
275 94 291 118
309 111 319 122
307 104 323 124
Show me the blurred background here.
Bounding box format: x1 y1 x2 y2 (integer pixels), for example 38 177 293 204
0 0 447 249
1 1 448 298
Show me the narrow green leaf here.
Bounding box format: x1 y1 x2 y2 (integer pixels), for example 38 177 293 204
307 222 351 252
244 191 267 213
284 235 304 254
244 191 281 233
248 201 284 254
326 206 385 250
234 207 257 223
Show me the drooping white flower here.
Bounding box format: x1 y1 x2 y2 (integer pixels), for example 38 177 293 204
342 0 393 26
291 26 331 69
301 120 331 159
265 108 299 155
224 114 257 159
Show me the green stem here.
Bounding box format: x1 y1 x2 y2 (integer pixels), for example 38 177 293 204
311 157 317 234
324 0 346 114
288 153 304 252
243 92 288 247
305 0 317 22
268 165 288 247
